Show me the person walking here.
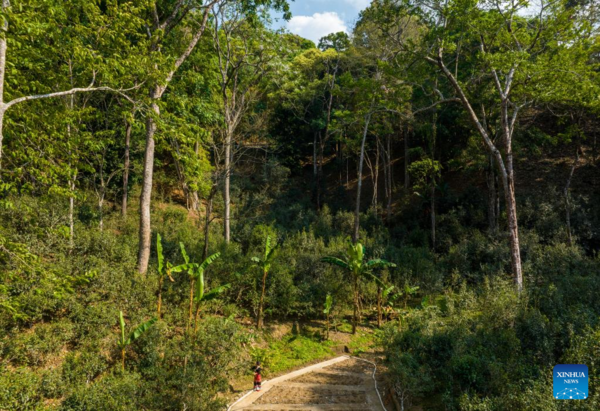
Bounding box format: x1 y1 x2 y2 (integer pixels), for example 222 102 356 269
253 367 262 391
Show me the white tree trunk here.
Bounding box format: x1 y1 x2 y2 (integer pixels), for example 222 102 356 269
373 137 379 209
564 147 580 246
122 120 131 217
0 108 5 173
137 95 159 273
433 54 523 291
353 113 373 243
69 175 76 249
223 131 232 243
98 193 104 231
0 1 7 171
504 158 523 290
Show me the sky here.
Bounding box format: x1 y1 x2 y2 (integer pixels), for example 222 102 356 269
271 1 548 45
272 0 371 44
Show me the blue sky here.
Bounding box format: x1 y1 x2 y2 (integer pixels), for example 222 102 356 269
272 0 371 44
270 0 545 44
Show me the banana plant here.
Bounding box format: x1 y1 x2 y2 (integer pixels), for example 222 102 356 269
156 234 174 318
169 243 223 332
171 242 199 331
323 293 333 340
251 235 278 329
192 256 230 332
368 272 395 328
156 239 202 327
322 241 396 334
378 284 395 327
169 248 224 374
117 311 156 371
401 284 420 308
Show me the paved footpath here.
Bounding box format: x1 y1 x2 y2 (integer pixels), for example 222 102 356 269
230 356 386 411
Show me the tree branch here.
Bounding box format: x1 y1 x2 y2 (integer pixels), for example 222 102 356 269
162 0 221 89
4 82 141 111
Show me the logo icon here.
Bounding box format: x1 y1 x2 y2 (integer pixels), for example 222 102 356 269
553 364 588 400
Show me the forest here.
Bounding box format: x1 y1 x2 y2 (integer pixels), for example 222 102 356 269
0 0 599 410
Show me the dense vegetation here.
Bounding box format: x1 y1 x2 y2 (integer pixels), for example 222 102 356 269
0 0 598 410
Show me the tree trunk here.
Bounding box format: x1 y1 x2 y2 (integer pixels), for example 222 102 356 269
404 126 410 190
257 269 268 329
137 95 160 274
338 143 343 188
171 138 192 209
377 286 382 328
381 138 389 218
187 278 195 332
353 113 373 243
224 131 232 243
0 108 4 174
69 173 76 249
500 96 523 292
373 137 380 209
317 131 324 211
564 147 580 246
203 189 214 260
386 135 393 219
190 140 201 215
431 114 437 251
98 191 104 231
157 275 163 318
431 184 436 251
67 86 76 249
486 154 497 233
496 172 500 230
503 161 523 291
313 132 319 208
352 275 359 334
122 119 131 217
0 0 7 171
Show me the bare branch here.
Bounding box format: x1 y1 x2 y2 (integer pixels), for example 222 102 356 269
4 82 142 111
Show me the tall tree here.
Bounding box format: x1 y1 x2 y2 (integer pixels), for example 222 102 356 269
136 1 216 273
366 0 595 290
137 0 289 271
211 4 285 243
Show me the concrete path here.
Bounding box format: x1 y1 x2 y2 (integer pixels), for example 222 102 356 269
229 356 386 411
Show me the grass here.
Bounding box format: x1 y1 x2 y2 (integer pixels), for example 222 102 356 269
251 333 335 376
347 330 377 355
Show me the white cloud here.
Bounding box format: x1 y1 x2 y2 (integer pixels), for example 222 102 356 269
286 12 348 44
344 0 371 9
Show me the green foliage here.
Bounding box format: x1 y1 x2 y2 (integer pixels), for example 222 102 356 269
323 293 333 315
0 367 44 411
382 269 600 409
0 0 598 408
322 241 396 332
252 333 334 376
117 311 157 350
251 234 279 327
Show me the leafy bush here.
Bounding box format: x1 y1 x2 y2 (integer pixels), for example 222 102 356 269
382 273 600 410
